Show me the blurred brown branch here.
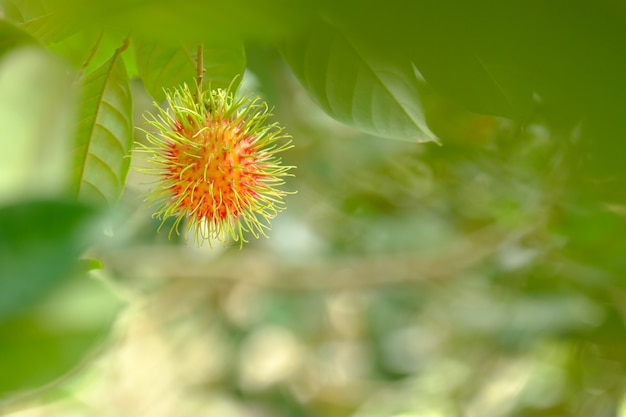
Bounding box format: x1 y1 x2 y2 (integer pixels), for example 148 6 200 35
98 226 514 291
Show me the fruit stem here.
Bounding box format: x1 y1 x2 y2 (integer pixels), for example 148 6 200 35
196 42 204 103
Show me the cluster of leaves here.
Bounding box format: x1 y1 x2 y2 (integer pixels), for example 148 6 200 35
1 0 626 415
3 0 626 206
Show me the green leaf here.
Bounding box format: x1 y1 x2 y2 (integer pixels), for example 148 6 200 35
0 19 37 57
14 0 316 43
0 199 120 400
281 22 438 143
73 41 133 207
48 30 128 74
412 44 533 121
402 3 534 121
0 272 121 399
3 0 77 43
321 2 534 124
0 46 75 203
134 39 246 101
0 200 98 321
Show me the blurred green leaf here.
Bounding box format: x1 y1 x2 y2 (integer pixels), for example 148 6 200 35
134 39 245 101
326 1 535 122
48 30 128 74
0 273 121 399
412 4 534 121
72 40 133 207
281 20 438 142
0 19 37 56
0 46 75 203
3 0 76 43
0 199 118 400
0 200 98 321
14 0 316 43
413 45 533 121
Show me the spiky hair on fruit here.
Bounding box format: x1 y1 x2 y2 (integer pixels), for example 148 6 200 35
135 81 294 246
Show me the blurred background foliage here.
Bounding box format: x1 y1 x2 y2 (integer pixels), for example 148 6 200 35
2 1 626 416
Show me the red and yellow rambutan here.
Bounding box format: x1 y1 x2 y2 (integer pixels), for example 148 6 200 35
136 82 294 246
